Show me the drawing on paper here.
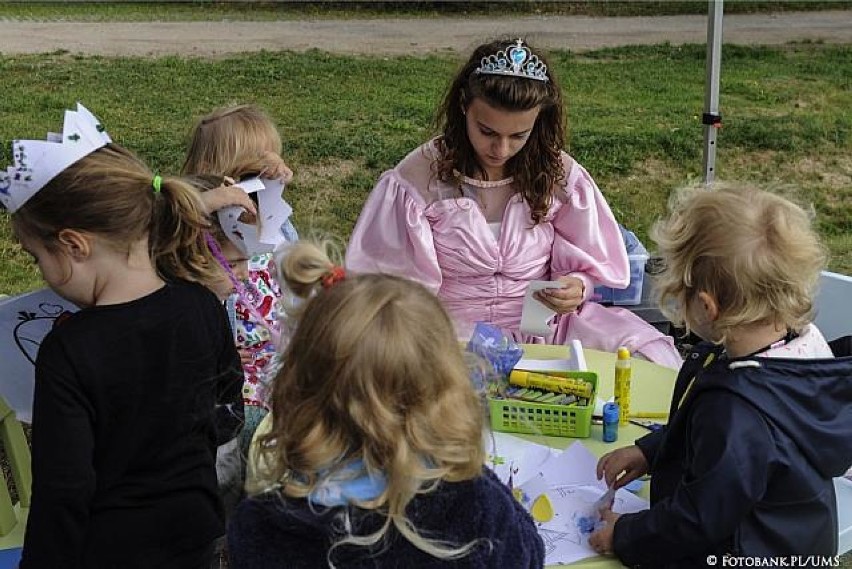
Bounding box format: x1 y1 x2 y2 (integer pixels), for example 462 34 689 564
539 527 580 556
530 484 649 565
484 431 558 487
0 288 78 422
12 302 73 364
484 431 650 565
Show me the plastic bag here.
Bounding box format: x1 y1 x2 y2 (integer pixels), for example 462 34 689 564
465 322 524 384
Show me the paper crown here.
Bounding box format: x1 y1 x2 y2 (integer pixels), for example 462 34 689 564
0 103 112 213
216 176 294 256
475 39 549 83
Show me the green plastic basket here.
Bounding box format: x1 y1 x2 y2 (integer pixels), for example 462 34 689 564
488 370 598 438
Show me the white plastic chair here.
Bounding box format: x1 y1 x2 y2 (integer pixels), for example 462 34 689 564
813 272 852 555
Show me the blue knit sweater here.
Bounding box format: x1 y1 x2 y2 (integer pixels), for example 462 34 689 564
227 467 545 568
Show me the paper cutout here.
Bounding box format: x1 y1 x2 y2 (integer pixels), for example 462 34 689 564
0 103 111 213
531 493 555 522
519 280 565 335
216 176 294 256
0 288 78 422
538 441 609 491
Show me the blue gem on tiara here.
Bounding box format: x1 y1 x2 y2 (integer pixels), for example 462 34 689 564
475 39 549 83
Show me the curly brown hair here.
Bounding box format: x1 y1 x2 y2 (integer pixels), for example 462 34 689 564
434 38 566 224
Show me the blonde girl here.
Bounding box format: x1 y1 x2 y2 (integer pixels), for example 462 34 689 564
181 104 299 494
4 106 243 568
227 242 544 568
182 103 292 182
182 103 298 242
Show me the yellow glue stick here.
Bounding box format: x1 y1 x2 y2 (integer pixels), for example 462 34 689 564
508 370 593 399
614 347 632 426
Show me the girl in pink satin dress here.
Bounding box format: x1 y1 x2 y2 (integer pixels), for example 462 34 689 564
347 38 682 369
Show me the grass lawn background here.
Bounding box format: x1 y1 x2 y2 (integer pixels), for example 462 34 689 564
1 42 849 294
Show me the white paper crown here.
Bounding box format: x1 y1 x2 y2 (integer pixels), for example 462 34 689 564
475 39 549 83
0 103 112 213
216 177 294 256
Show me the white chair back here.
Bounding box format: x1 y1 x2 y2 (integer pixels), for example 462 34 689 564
813 271 852 341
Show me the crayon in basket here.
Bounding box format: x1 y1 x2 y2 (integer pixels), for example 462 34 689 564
505 386 584 406
508 370 594 399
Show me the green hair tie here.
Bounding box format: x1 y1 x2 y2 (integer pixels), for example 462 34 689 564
152 175 162 194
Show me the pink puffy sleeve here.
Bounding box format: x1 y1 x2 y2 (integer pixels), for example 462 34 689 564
346 170 443 293
551 158 629 298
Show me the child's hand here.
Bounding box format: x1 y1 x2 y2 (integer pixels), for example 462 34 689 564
588 507 620 555
534 276 585 314
258 150 294 184
596 445 649 489
200 182 258 222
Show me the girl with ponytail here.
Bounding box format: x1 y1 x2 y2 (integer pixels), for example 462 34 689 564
4 106 243 568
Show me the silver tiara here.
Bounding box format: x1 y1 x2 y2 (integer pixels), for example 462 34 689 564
474 39 549 83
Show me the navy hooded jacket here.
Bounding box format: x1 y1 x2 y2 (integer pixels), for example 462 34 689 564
613 342 852 568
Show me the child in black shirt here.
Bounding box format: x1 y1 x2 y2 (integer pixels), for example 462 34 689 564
1 104 242 568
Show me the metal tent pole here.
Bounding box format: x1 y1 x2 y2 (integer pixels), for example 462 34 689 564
702 0 724 184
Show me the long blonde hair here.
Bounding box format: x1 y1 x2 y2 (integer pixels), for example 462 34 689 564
13 144 220 289
181 104 283 178
256 242 486 563
651 182 826 343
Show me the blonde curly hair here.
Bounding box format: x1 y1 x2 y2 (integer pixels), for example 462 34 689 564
254 242 486 564
651 182 826 344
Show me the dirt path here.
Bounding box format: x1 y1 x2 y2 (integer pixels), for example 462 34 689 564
0 10 850 57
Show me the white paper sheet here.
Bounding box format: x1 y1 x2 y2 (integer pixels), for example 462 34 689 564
484 431 560 487
537 441 609 491
535 484 648 565
0 288 78 422
519 280 565 335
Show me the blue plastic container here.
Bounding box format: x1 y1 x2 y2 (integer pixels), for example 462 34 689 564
594 253 649 306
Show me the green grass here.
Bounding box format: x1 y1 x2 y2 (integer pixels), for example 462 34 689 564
1 42 851 293
1 1 851 21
